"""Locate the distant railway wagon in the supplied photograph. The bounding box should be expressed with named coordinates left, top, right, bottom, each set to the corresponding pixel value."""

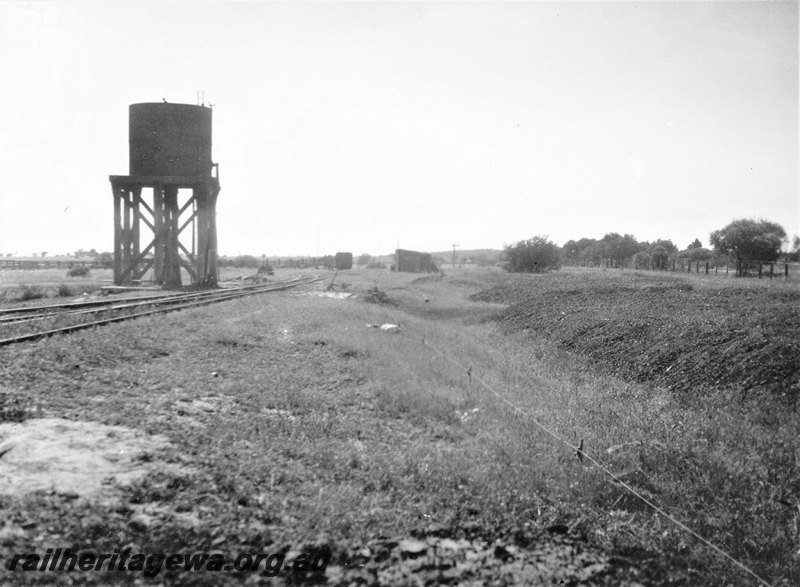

left=335, top=252, right=353, bottom=270
left=395, top=249, right=438, bottom=273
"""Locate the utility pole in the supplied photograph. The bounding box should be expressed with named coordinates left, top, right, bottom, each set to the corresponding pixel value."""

left=452, top=244, right=459, bottom=268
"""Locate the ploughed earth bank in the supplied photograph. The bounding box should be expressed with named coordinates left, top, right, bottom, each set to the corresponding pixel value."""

left=471, top=271, right=800, bottom=404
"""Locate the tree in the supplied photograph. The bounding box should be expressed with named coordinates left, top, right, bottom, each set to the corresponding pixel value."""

left=632, top=250, right=652, bottom=270
left=562, top=240, right=580, bottom=265
left=680, top=246, right=713, bottom=263
left=650, top=239, right=677, bottom=269
left=562, top=238, right=604, bottom=266
left=687, top=238, right=703, bottom=249
left=788, top=236, right=800, bottom=262
left=577, top=238, right=602, bottom=266
left=600, top=233, right=639, bottom=267
left=357, top=253, right=372, bottom=266
left=503, top=236, right=560, bottom=273
left=709, top=219, right=786, bottom=263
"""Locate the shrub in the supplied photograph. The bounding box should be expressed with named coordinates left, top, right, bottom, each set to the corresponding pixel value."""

left=67, top=265, right=91, bottom=277
left=503, top=236, right=561, bottom=273
left=18, top=285, right=44, bottom=301
left=57, top=284, right=74, bottom=297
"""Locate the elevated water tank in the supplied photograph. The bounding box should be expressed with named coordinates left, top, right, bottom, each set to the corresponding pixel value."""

left=129, top=103, right=213, bottom=177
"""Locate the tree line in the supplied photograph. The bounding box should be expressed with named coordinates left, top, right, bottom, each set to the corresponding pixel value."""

left=505, top=219, right=798, bottom=274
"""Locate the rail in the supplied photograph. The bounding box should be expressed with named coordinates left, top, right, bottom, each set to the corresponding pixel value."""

left=0, top=274, right=328, bottom=347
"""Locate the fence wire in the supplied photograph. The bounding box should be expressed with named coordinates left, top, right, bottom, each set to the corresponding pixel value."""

left=413, top=332, right=772, bottom=586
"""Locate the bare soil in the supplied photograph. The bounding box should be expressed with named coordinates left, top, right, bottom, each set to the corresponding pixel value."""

left=0, top=418, right=188, bottom=499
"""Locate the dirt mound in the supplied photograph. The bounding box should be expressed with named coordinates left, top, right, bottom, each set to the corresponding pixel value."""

left=477, top=274, right=800, bottom=402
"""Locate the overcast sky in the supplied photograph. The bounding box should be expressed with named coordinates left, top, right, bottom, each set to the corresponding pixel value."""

left=0, top=1, right=797, bottom=257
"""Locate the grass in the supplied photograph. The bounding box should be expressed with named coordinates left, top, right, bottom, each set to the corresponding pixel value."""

left=0, top=266, right=796, bottom=584
left=275, top=268, right=800, bottom=584
left=0, top=266, right=261, bottom=305
left=0, top=268, right=111, bottom=303
left=16, top=284, right=45, bottom=301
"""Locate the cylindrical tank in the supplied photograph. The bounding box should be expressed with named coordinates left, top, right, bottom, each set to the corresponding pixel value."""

left=129, top=103, right=212, bottom=176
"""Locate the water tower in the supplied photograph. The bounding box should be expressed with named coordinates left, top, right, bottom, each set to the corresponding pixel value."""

left=108, top=102, right=221, bottom=288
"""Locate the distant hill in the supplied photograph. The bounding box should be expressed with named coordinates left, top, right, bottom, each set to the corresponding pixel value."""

left=429, top=248, right=503, bottom=266
left=430, top=248, right=502, bottom=258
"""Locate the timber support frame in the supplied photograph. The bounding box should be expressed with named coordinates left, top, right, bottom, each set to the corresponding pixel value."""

left=109, top=170, right=220, bottom=288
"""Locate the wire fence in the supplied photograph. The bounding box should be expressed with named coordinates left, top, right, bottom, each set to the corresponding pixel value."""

left=661, top=259, right=795, bottom=280
left=410, top=327, right=772, bottom=586
left=567, top=259, right=799, bottom=281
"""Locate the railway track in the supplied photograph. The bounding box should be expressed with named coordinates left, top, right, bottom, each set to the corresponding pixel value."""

left=0, top=274, right=327, bottom=347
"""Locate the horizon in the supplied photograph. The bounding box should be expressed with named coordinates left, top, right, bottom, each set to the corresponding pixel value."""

left=5, top=231, right=794, bottom=261
left=1, top=2, right=797, bottom=258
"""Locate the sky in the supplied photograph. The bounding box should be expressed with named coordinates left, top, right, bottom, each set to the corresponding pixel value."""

left=0, top=0, right=797, bottom=257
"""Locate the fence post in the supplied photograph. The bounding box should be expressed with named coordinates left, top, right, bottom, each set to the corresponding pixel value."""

left=758, top=262, right=762, bottom=278
left=705, top=262, right=709, bottom=274
left=769, top=263, right=774, bottom=279
left=786, top=264, right=790, bottom=278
